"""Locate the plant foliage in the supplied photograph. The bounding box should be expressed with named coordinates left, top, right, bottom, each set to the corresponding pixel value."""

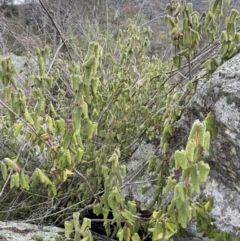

left=0, top=0, right=240, bottom=240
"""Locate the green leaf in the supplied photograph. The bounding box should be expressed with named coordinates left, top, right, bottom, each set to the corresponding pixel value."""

left=102, top=208, right=109, bottom=223
left=1, top=162, right=8, bottom=181
left=163, top=142, right=169, bottom=157
left=204, top=112, right=218, bottom=138
left=119, top=165, right=126, bottom=177
left=108, top=153, right=118, bottom=167
left=182, top=167, right=191, bottom=181
left=165, top=221, right=177, bottom=234
left=14, top=173, right=20, bottom=188
left=190, top=166, right=200, bottom=193
left=197, top=161, right=210, bottom=183
left=112, top=186, right=121, bottom=202
left=13, top=122, right=24, bottom=137
left=127, top=201, right=137, bottom=214
left=64, top=221, right=74, bottom=238
left=102, top=165, right=110, bottom=180
left=188, top=120, right=205, bottom=146
left=117, top=228, right=124, bottom=241
left=220, top=30, right=228, bottom=42
left=24, top=109, right=34, bottom=125
left=93, top=203, right=102, bottom=216
left=178, top=202, right=187, bottom=228
left=229, top=8, right=239, bottom=22
left=166, top=96, right=172, bottom=108
left=178, top=48, right=189, bottom=56
left=175, top=183, right=185, bottom=202
left=203, top=131, right=210, bottom=150
left=61, top=125, right=74, bottom=149
left=165, top=176, right=177, bottom=193
left=173, top=55, right=182, bottom=69
left=73, top=212, right=80, bottom=230
left=185, top=139, right=196, bottom=162
left=4, top=158, right=19, bottom=172
left=131, top=233, right=141, bottom=241
left=55, top=118, right=65, bottom=135
left=141, top=184, right=149, bottom=194
left=123, top=226, right=131, bottom=241
left=204, top=197, right=214, bottom=212
left=152, top=221, right=164, bottom=241
left=175, top=150, right=187, bottom=169
left=121, top=209, right=135, bottom=223
left=214, top=233, right=224, bottom=241
left=36, top=168, right=52, bottom=185
left=148, top=155, right=157, bottom=170
left=195, top=204, right=210, bottom=219
left=19, top=171, right=29, bottom=190
left=79, top=218, right=91, bottom=233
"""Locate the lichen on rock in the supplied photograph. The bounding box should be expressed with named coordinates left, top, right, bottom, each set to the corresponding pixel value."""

left=173, top=52, right=240, bottom=236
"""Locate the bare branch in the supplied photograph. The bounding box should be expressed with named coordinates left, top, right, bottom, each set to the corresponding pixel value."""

left=38, top=0, right=72, bottom=61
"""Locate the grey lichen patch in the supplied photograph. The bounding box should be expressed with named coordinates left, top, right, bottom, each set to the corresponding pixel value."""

left=54, top=236, right=64, bottom=241
left=214, top=97, right=240, bottom=131
left=121, top=142, right=156, bottom=210
left=0, top=221, right=65, bottom=241
left=202, top=176, right=240, bottom=236
left=31, top=235, right=44, bottom=241
left=172, top=53, right=240, bottom=236
left=231, top=147, right=237, bottom=155
left=225, top=129, right=237, bottom=140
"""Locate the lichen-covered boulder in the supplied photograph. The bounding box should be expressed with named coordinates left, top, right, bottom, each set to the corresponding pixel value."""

left=0, top=221, right=64, bottom=241
left=121, top=142, right=156, bottom=210
left=173, top=53, right=240, bottom=236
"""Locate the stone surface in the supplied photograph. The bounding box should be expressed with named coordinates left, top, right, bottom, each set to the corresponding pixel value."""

left=121, top=142, right=156, bottom=210
left=0, top=221, right=117, bottom=241
left=173, top=53, right=240, bottom=236
left=0, top=221, right=65, bottom=241
left=201, top=175, right=240, bottom=236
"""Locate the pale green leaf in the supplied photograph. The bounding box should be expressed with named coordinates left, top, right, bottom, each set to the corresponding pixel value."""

left=152, top=221, right=164, bottom=241
left=178, top=202, right=187, bottom=228
left=132, top=233, right=141, bottom=241
left=186, top=139, right=196, bottom=162
left=190, top=166, right=200, bottom=193
left=175, top=150, right=187, bottom=169
left=117, top=228, right=124, bottom=241
left=203, top=131, right=210, bottom=150
left=165, top=176, right=177, bottom=193
left=121, top=209, right=135, bottom=223
left=197, top=161, right=210, bottom=183
left=64, top=221, right=74, bottom=238
left=176, top=183, right=185, bottom=202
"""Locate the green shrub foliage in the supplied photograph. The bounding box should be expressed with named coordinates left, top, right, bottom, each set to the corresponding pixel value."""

left=0, top=1, right=240, bottom=240
left=165, top=0, right=240, bottom=79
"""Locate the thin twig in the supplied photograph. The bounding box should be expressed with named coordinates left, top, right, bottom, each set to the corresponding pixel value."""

left=74, top=168, right=98, bottom=200
left=0, top=170, right=12, bottom=198
left=47, top=42, right=64, bottom=76
left=38, top=0, right=72, bottom=61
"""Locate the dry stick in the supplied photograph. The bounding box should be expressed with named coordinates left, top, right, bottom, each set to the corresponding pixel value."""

left=38, top=0, right=73, bottom=61
left=23, top=201, right=94, bottom=223
left=47, top=42, right=64, bottom=76
left=146, top=41, right=221, bottom=107
left=74, top=168, right=98, bottom=201
left=149, top=41, right=220, bottom=82
left=0, top=170, right=12, bottom=198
